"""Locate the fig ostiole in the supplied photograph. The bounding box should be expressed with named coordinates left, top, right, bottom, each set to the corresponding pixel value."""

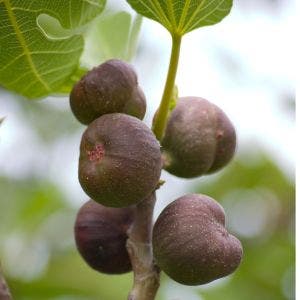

left=152, top=194, right=243, bottom=285
left=161, top=97, right=236, bottom=178
left=79, top=113, right=162, bottom=208
left=70, top=59, right=146, bottom=124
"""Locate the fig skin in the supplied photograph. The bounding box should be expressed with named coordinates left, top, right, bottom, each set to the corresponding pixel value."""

left=74, top=200, right=134, bottom=274
left=161, top=97, right=236, bottom=178
left=152, top=194, right=243, bottom=285
left=70, top=59, right=146, bottom=124
left=79, top=113, right=162, bottom=207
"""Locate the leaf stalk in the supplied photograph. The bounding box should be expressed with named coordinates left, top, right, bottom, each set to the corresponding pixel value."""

left=152, top=34, right=182, bottom=141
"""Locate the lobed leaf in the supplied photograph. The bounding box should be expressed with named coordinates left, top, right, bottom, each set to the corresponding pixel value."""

left=0, top=0, right=105, bottom=99
left=126, top=0, right=232, bottom=36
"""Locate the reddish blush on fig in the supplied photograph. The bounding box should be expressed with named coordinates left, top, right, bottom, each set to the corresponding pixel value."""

left=79, top=113, right=162, bottom=207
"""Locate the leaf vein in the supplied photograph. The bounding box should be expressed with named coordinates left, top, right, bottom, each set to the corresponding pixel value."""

left=0, top=53, right=24, bottom=73
left=166, top=0, right=176, bottom=31
left=39, top=63, right=75, bottom=76
left=11, top=7, right=41, bottom=13
left=189, top=0, right=227, bottom=31
left=30, top=47, right=82, bottom=55
left=5, top=69, right=32, bottom=86
left=181, top=0, right=207, bottom=33
left=152, top=0, right=172, bottom=30
left=177, top=0, right=191, bottom=33
left=3, top=0, right=51, bottom=92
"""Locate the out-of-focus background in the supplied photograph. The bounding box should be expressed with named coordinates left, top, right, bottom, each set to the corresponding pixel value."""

left=0, top=0, right=295, bottom=299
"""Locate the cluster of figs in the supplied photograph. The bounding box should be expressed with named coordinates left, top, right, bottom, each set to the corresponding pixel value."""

left=71, top=59, right=243, bottom=286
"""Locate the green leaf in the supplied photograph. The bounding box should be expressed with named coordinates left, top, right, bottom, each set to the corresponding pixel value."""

left=54, top=66, right=88, bottom=94
left=0, top=0, right=106, bottom=99
left=82, top=11, right=143, bottom=66
left=126, top=0, right=232, bottom=36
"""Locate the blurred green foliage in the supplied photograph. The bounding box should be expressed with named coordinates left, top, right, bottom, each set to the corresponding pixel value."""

left=0, top=151, right=294, bottom=299
left=0, top=177, right=133, bottom=299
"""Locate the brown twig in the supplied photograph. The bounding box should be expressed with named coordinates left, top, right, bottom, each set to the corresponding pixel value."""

left=126, top=192, right=160, bottom=300
left=0, top=265, right=12, bottom=300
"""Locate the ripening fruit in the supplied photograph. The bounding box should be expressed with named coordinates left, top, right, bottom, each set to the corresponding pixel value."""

left=70, top=59, right=146, bottom=124
left=74, top=200, right=134, bottom=274
left=161, top=97, right=236, bottom=178
left=152, top=194, right=243, bottom=285
left=79, top=113, right=162, bottom=207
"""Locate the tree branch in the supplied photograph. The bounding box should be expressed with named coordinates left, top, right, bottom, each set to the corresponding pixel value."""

left=126, top=192, right=160, bottom=300
left=0, top=264, right=12, bottom=300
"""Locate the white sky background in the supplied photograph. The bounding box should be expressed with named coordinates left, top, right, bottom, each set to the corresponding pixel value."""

left=0, top=0, right=295, bottom=202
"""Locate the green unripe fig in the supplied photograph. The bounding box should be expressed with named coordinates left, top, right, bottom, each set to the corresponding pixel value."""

left=161, top=97, right=236, bottom=178
left=152, top=194, right=243, bottom=285
left=79, top=113, right=162, bottom=207
left=74, top=200, right=134, bottom=274
left=70, top=59, right=146, bottom=124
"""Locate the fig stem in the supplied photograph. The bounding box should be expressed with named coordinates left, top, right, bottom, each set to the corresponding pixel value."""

left=126, top=192, right=160, bottom=300
left=0, top=264, right=12, bottom=300
left=152, top=34, right=182, bottom=141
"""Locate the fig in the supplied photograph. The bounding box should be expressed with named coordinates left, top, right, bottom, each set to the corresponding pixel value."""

left=161, top=97, right=236, bottom=178
left=152, top=194, right=243, bottom=285
left=70, top=59, right=146, bottom=124
left=79, top=113, right=162, bottom=207
left=74, top=200, right=134, bottom=274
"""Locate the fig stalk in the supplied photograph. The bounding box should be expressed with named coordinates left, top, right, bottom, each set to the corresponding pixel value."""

left=126, top=192, right=160, bottom=300
left=152, top=34, right=181, bottom=141
left=0, top=264, right=12, bottom=300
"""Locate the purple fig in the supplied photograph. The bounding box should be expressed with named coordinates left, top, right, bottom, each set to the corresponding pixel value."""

left=161, top=97, right=236, bottom=178
left=152, top=194, right=243, bottom=285
left=70, top=59, right=146, bottom=124
left=79, top=113, right=161, bottom=207
left=74, top=200, right=134, bottom=274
